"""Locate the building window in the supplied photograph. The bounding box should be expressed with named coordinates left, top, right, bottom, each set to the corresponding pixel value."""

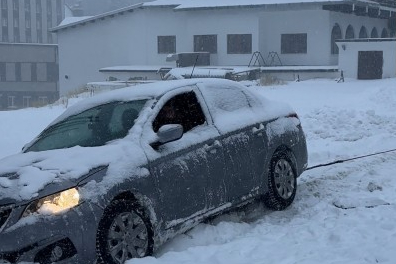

left=26, top=18, right=31, bottom=28
left=37, top=30, right=43, bottom=43
left=227, top=34, right=252, bottom=54
left=26, top=29, right=32, bottom=42
left=13, top=0, right=18, bottom=11
left=37, top=63, right=47, bottom=81
left=23, top=96, right=31, bottom=108
left=48, top=15, right=53, bottom=27
left=370, top=27, right=378, bottom=38
left=2, top=17, right=8, bottom=27
left=345, top=25, right=355, bottom=39
left=359, top=26, right=368, bottom=38
left=36, top=0, right=42, bottom=12
left=14, top=17, right=19, bottom=28
left=281, top=33, right=307, bottom=54
left=0, top=63, right=5, bottom=81
left=47, top=0, right=52, bottom=14
left=37, top=19, right=42, bottom=29
left=1, top=0, right=7, bottom=10
left=56, top=0, right=62, bottom=23
left=14, top=31, right=20, bottom=42
left=39, top=96, right=48, bottom=105
left=157, top=36, right=176, bottom=54
left=194, top=35, right=217, bottom=54
left=2, top=31, right=8, bottom=42
left=8, top=96, right=16, bottom=108
left=15, top=63, right=21, bottom=81
left=22, top=63, right=32, bottom=81
left=6, top=63, right=16, bottom=81
left=331, top=24, right=342, bottom=54
left=381, top=28, right=389, bottom=38
left=47, top=32, right=53, bottom=43
left=25, top=0, right=31, bottom=11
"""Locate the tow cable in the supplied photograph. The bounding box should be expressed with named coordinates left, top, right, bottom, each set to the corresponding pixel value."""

left=306, top=148, right=396, bottom=171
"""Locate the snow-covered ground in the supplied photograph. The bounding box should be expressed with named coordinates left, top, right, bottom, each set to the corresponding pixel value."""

left=1, top=78, right=396, bottom=263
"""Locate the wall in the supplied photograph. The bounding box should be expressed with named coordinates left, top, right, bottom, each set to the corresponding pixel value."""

left=337, top=40, right=396, bottom=79
left=57, top=12, right=141, bottom=95
left=259, top=8, right=331, bottom=66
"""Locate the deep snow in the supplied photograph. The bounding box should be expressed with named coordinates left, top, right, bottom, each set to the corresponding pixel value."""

left=1, top=78, right=396, bottom=263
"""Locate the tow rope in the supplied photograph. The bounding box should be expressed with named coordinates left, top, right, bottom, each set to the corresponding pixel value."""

left=306, top=148, right=396, bottom=171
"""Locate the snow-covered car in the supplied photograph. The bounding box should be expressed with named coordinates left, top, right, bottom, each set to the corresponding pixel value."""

left=0, top=79, right=307, bottom=264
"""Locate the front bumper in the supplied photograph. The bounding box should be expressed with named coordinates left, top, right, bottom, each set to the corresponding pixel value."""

left=0, top=201, right=103, bottom=264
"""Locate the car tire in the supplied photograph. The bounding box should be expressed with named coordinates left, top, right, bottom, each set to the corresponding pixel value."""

left=96, top=200, right=153, bottom=264
left=263, top=150, right=297, bottom=211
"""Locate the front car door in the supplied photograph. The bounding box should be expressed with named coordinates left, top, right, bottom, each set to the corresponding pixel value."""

left=141, top=87, right=226, bottom=229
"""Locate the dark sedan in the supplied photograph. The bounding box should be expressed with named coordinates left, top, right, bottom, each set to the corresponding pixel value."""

left=0, top=79, right=307, bottom=264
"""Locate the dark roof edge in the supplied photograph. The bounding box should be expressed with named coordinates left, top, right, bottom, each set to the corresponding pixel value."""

left=50, top=3, right=143, bottom=33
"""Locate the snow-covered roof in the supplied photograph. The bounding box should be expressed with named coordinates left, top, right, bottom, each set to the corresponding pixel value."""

left=143, top=0, right=389, bottom=10
left=58, top=16, right=93, bottom=27
left=50, top=3, right=143, bottom=32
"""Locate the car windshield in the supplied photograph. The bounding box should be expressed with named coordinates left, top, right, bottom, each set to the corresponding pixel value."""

left=25, top=100, right=148, bottom=152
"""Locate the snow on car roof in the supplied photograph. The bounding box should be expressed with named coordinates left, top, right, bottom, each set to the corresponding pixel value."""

left=50, top=79, right=206, bottom=126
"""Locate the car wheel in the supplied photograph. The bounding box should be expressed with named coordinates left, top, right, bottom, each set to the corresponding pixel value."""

left=264, top=150, right=297, bottom=210
left=96, top=200, right=153, bottom=264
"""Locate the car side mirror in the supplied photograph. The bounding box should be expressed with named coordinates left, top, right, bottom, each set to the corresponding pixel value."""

left=157, top=124, right=183, bottom=145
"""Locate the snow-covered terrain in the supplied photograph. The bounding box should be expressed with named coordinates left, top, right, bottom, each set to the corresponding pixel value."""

left=1, top=78, right=396, bottom=263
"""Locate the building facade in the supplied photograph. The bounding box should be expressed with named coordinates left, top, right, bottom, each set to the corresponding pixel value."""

left=0, top=43, right=59, bottom=109
left=52, top=0, right=396, bottom=95
left=0, top=0, right=64, bottom=110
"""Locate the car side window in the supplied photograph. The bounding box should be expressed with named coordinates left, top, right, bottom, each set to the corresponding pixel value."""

left=152, top=91, right=206, bottom=133
left=200, top=84, right=250, bottom=113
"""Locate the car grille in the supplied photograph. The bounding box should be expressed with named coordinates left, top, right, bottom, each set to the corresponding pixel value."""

left=0, top=206, right=13, bottom=230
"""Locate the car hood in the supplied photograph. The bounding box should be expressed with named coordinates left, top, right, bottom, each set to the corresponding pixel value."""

left=0, top=140, right=147, bottom=204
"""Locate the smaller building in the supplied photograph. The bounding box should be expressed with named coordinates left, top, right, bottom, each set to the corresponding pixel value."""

left=337, top=38, right=396, bottom=79
left=0, top=43, right=59, bottom=110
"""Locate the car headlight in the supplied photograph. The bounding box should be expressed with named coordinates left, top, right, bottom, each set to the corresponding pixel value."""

left=23, top=188, right=80, bottom=217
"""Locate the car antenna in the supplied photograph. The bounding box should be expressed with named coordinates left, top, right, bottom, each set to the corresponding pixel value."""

left=189, top=54, right=199, bottom=79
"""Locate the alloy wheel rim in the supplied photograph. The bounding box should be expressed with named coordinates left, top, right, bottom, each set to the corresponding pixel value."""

left=107, top=211, right=148, bottom=263
left=274, top=159, right=295, bottom=199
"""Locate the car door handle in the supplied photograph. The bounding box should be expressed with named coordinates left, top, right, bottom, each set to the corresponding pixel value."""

left=204, top=140, right=221, bottom=153
left=252, top=123, right=265, bottom=135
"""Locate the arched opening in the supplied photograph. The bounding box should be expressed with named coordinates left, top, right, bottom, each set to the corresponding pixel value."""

left=359, top=26, right=368, bottom=38
left=345, top=25, right=355, bottom=39
left=381, top=28, right=389, bottom=38
left=370, top=27, right=378, bottom=38
left=331, top=24, right=342, bottom=54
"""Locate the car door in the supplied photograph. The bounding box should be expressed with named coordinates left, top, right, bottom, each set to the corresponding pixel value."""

left=198, top=82, right=261, bottom=202
left=141, top=88, right=227, bottom=228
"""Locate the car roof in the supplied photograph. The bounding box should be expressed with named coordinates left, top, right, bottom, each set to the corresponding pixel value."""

left=49, top=78, right=245, bottom=126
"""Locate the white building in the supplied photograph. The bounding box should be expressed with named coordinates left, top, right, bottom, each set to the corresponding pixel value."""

left=51, top=0, right=396, bottom=95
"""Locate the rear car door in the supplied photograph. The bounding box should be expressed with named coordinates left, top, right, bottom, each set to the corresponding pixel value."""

left=198, top=82, right=265, bottom=202
left=141, top=88, right=227, bottom=228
